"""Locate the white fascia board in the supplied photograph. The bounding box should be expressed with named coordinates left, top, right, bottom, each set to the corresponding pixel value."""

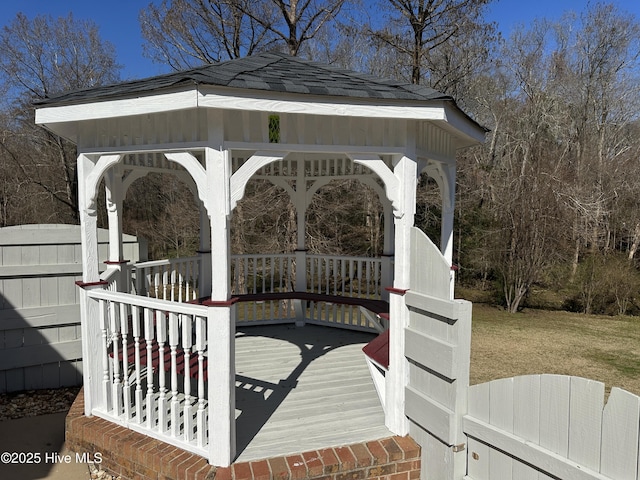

left=34, top=88, right=198, bottom=125
left=196, top=85, right=447, bottom=121
left=442, top=103, right=487, bottom=147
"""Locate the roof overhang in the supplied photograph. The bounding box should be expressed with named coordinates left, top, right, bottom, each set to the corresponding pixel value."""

left=35, top=84, right=486, bottom=147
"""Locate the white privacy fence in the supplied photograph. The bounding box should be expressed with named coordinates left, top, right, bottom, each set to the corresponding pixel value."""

left=464, top=375, right=640, bottom=480
left=86, top=288, right=210, bottom=457
left=0, top=224, right=146, bottom=393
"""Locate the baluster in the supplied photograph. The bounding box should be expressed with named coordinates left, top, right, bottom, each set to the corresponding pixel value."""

left=170, top=262, right=177, bottom=302
left=153, top=267, right=160, bottom=299
left=181, top=261, right=188, bottom=302
left=156, top=310, right=168, bottom=432
left=324, top=258, right=330, bottom=321
left=169, top=312, right=180, bottom=437
left=268, top=257, right=274, bottom=320
left=366, top=260, right=372, bottom=298
left=120, top=302, right=131, bottom=419
left=309, top=257, right=316, bottom=320
left=186, top=259, right=191, bottom=300
left=132, top=305, right=144, bottom=423
left=244, top=256, right=249, bottom=293
left=144, top=268, right=151, bottom=297
left=195, top=316, right=207, bottom=448
left=163, top=265, right=169, bottom=300
left=232, top=257, right=238, bottom=294
left=144, top=307, right=155, bottom=428
left=252, top=256, right=257, bottom=320
left=98, top=299, right=111, bottom=412
left=182, top=314, right=194, bottom=441
left=194, top=257, right=200, bottom=299
left=110, top=300, right=123, bottom=415
left=339, top=259, right=346, bottom=324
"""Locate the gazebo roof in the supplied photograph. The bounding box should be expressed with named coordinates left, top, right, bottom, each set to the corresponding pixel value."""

left=35, top=52, right=457, bottom=107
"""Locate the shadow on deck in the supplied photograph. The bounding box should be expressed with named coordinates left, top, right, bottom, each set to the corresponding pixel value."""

left=235, top=324, right=391, bottom=461
left=65, top=324, right=419, bottom=480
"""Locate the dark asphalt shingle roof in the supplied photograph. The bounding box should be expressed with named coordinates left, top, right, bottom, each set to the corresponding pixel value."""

left=35, top=52, right=454, bottom=107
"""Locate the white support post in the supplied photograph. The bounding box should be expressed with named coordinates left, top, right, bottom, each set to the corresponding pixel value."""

left=199, top=202, right=212, bottom=299
left=204, top=146, right=236, bottom=466
left=206, top=302, right=236, bottom=466
left=104, top=165, right=127, bottom=291
left=105, top=165, right=124, bottom=263
left=385, top=153, right=417, bottom=436
left=440, top=163, right=456, bottom=299
left=293, top=158, right=308, bottom=325
left=77, top=154, right=104, bottom=416
left=381, top=202, right=394, bottom=302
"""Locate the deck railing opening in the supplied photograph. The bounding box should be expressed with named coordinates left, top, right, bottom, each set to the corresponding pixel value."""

left=87, top=288, right=210, bottom=457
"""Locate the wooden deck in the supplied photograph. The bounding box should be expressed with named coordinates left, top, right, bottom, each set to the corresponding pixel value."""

left=234, top=324, right=391, bottom=462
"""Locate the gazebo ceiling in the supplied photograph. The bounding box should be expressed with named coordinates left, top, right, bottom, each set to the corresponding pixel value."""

left=34, top=52, right=487, bottom=148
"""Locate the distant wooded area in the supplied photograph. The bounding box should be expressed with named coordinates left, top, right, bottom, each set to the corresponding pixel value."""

left=1, top=1, right=639, bottom=314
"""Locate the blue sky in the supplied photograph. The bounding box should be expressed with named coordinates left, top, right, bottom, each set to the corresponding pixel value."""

left=0, top=1, right=639, bottom=80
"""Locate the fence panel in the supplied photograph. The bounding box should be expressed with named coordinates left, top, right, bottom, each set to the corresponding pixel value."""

left=464, top=374, right=639, bottom=480
left=0, top=224, right=146, bottom=393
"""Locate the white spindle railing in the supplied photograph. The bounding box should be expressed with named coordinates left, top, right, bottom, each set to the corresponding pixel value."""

left=87, top=288, right=209, bottom=457
left=133, top=253, right=385, bottom=328
left=306, top=254, right=383, bottom=329
left=231, top=253, right=297, bottom=324
left=306, top=254, right=382, bottom=299
left=100, top=266, right=121, bottom=292
left=134, top=257, right=200, bottom=301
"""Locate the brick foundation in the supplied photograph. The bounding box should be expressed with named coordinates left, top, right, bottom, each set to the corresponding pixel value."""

left=66, top=389, right=421, bottom=480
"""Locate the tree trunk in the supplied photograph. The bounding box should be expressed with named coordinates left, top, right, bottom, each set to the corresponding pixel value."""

left=629, top=223, right=640, bottom=261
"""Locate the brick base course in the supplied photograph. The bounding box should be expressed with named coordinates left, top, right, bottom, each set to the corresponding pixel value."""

left=66, top=389, right=421, bottom=480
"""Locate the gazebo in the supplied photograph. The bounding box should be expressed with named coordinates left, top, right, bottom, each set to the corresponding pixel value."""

left=34, top=53, right=485, bottom=471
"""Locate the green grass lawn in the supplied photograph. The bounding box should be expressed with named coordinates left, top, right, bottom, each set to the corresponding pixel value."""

left=470, top=303, right=640, bottom=396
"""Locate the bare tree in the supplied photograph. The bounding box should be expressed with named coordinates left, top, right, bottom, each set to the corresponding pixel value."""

left=0, top=13, right=121, bottom=223
left=367, top=0, right=495, bottom=85
left=140, top=0, right=278, bottom=69
left=236, top=0, right=347, bottom=56
left=140, top=0, right=347, bottom=70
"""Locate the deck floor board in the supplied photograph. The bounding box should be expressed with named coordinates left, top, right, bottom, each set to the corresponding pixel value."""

left=235, top=324, right=391, bottom=462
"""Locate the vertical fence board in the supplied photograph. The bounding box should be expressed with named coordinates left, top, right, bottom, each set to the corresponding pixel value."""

left=490, top=377, right=514, bottom=480
left=539, top=375, right=571, bottom=457
left=601, top=388, right=640, bottom=480
left=568, top=377, right=604, bottom=471
left=467, top=382, right=490, bottom=479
